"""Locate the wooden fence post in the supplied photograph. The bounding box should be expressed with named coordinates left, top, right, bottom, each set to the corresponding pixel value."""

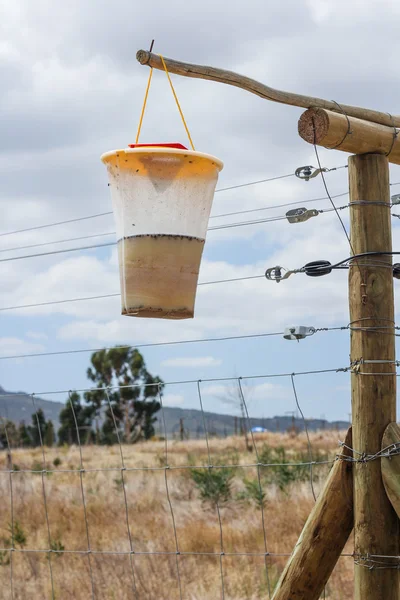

left=271, top=429, right=353, bottom=599
left=348, top=153, right=399, bottom=599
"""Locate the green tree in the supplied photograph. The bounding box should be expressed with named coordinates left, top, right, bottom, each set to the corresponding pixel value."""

left=0, top=420, right=19, bottom=449
left=44, top=420, right=55, bottom=447
left=191, top=468, right=234, bottom=505
left=57, top=392, right=93, bottom=445
left=85, top=347, right=163, bottom=444
left=29, top=409, right=47, bottom=447
left=18, top=422, right=32, bottom=448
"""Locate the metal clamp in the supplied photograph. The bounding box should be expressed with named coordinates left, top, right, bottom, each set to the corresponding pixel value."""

left=391, top=194, right=400, bottom=205
left=265, top=266, right=296, bottom=283
left=286, top=207, right=319, bottom=223
left=283, top=326, right=316, bottom=341
left=350, top=358, right=398, bottom=373
left=295, top=165, right=329, bottom=181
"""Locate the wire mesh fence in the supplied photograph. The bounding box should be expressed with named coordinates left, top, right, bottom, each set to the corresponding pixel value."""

left=1, top=162, right=382, bottom=598
left=0, top=372, right=355, bottom=599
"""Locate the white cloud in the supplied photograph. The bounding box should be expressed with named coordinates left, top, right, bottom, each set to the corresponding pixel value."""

left=162, top=394, right=185, bottom=407
left=1, top=0, right=400, bottom=419
left=26, top=331, right=48, bottom=340
left=53, top=241, right=349, bottom=346
left=161, top=356, right=222, bottom=368
left=0, top=337, right=45, bottom=357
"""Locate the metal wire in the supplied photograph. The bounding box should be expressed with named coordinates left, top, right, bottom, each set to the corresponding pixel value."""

left=0, top=372, right=344, bottom=597
left=0, top=240, right=116, bottom=263
left=0, top=201, right=352, bottom=259
left=0, top=547, right=353, bottom=558
left=329, top=101, right=352, bottom=149
left=354, top=555, right=400, bottom=570
left=0, top=212, right=113, bottom=239
left=0, top=274, right=266, bottom=314
left=290, top=375, right=316, bottom=502
left=0, top=325, right=347, bottom=361
left=385, top=113, right=399, bottom=158
left=0, top=231, right=116, bottom=254
left=67, top=391, right=96, bottom=598
left=313, top=131, right=354, bottom=254
left=0, top=207, right=343, bottom=263
left=311, top=131, right=366, bottom=294
left=0, top=173, right=296, bottom=243
left=0, top=169, right=308, bottom=240
left=0, top=416, right=14, bottom=599
left=1, top=460, right=335, bottom=475
left=210, top=191, right=349, bottom=219
left=156, top=384, right=183, bottom=599
left=197, top=381, right=226, bottom=600
left=0, top=372, right=353, bottom=597
left=0, top=367, right=351, bottom=398
left=1, top=172, right=399, bottom=247
left=338, top=439, right=400, bottom=463
left=30, top=394, right=55, bottom=599
left=104, top=388, right=138, bottom=597
left=237, top=379, right=271, bottom=598
left=1, top=190, right=361, bottom=261
left=6, top=153, right=400, bottom=597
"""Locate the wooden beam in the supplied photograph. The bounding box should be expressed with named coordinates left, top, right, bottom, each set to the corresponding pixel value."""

left=348, top=154, right=399, bottom=599
left=381, top=422, right=400, bottom=520
left=298, top=107, right=400, bottom=166
left=271, top=428, right=353, bottom=600
left=136, top=50, right=400, bottom=128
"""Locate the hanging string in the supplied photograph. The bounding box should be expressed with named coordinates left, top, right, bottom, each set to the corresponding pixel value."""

left=159, top=54, right=195, bottom=151
left=135, top=67, right=153, bottom=144
left=135, top=50, right=195, bottom=150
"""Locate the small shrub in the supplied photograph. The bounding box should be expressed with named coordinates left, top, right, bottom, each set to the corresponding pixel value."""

left=31, top=460, right=43, bottom=474
left=12, top=464, right=20, bottom=471
left=156, top=452, right=167, bottom=467
left=186, top=453, right=196, bottom=466
left=0, top=520, right=27, bottom=565
left=214, top=449, right=240, bottom=467
left=243, top=478, right=267, bottom=510
left=50, top=538, right=65, bottom=558
left=53, top=457, right=62, bottom=468
left=114, top=477, right=123, bottom=490
left=190, top=467, right=234, bottom=505
left=259, top=445, right=308, bottom=492
left=12, top=521, right=27, bottom=547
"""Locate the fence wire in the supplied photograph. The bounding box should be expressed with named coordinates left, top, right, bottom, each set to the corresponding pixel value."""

left=0, top=373, right=354, bottom=599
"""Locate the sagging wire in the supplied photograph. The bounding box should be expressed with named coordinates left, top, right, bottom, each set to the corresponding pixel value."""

left=265, top=251, right=400, bottom=283
left=0, top=325, right=351, bottom=362
left=0, top=204, right=349, bottom=261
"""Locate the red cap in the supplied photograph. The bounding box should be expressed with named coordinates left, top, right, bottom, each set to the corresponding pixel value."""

left=128, top=143, right=188, bottom=150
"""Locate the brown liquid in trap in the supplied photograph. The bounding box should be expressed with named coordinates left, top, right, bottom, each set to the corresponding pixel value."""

left=117, top=234, right=205, bottom=319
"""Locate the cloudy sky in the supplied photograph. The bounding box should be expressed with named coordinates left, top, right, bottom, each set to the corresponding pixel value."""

left=1, top=0, right=400, bottom=422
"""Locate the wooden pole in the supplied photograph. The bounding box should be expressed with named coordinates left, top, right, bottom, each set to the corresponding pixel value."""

left=271, top=428, right=353, bottom=600
left=381, top=422, right=400, bottom=520
left=136, top=50, right=400, bottom=128
left=348, top=153, right=399, bottom=599
left=298, top=108, right=400, bottom=166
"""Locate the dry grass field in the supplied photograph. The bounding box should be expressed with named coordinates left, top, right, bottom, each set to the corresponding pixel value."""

left=0, top=431, right=353, bottom=599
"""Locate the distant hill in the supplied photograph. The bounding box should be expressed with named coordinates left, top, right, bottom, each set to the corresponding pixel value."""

left=0, top=385, right=349, bottom=438
left=153, top=406, right=349, bottom=438
left=0, top=386, right=63, bottom=430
